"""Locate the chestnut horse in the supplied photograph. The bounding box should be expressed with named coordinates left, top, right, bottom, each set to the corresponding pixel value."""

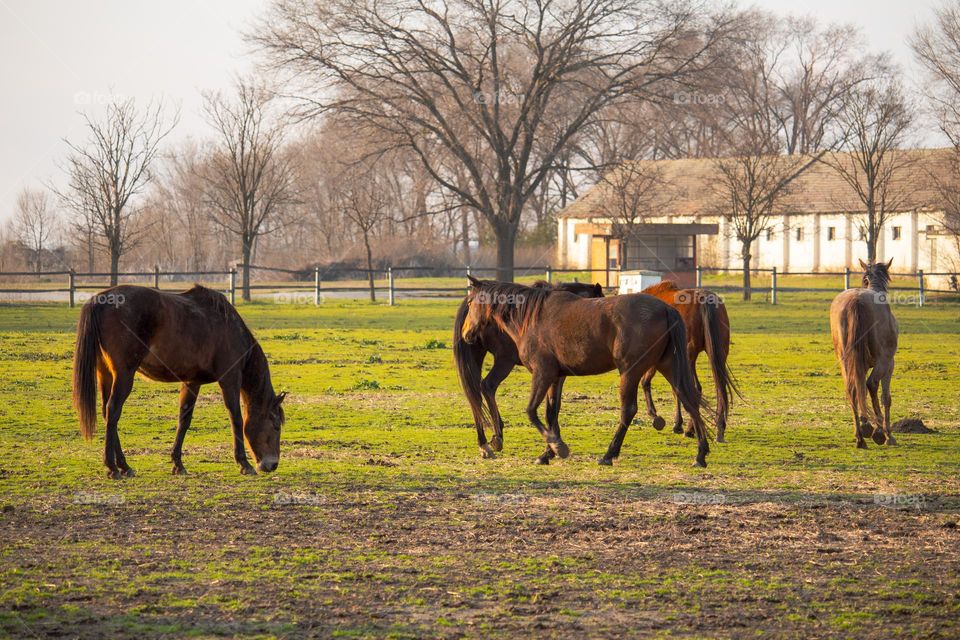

left=456, top=277, right=711, bottom=467
left=829, top=259, right=898, bottom=448
left=73, top=285, right=286, bottom=478
left=453, top=280, right=604, bottom=459
left=640, top=280, right=738, bottom=442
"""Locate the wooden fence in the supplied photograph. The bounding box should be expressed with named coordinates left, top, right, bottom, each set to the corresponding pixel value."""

left=0, top=264, right=956, bottom=306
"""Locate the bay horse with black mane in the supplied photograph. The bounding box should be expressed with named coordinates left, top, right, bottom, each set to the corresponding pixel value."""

left=830, top=259, right=899, bottom=448
left=73, top=285, right=286, bottom=478
left=454, top=280, right=604, bottom=460
left=455, top=277, right=711, bottom=467
left=640, top=280, right=738, bottom=442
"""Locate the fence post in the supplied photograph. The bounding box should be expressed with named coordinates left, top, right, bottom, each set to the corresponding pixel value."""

left=545, top=265, right=552, bottom=283
left=154, top=265, right=160, bottom=290
left=696, top=265, right=703, bottom=288
left=314, top=266, right=321, bottom=306
left=770, top=266, right=778, bottom=305
left=388, top=267, right=395, bottom=306
left=68, top=269, right=75, bottom=308
left=844, top=266, right=851, bottom=290
left=918, top=269, right=925, bottom=308
left=229, top=269, right=237, bottom=306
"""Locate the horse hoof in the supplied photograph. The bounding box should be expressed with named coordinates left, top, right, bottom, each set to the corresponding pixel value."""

left=172, top=465, right=187, bottom=475
left=673, top=424, right=684, bottom=435
left=240, top=465, right=258, bottom=476
left=479, top=444, right=496, bottom=459
left=597, top=457, right=613, bottom=466
left=872, top=430, right=887, bottom=445
left=106, top=469, right=122, bottom=480
left=121, top=468, right=135, bottom=478
left=683, top=429, right=695, bottom=439
left=856, top=440, right=868, bottom=449
left=652, top=416, right=666, bottom=431
left=535, top=456, right=550, bottom=465
left=490, top=436, right=503, bottom=453
left=694, top=458, right=707, bottom=468
left=549, top=441, right=570, bottom=459
left=716, top=433, right=725, bottom=443
left=886, top=435, right=898, bottom=446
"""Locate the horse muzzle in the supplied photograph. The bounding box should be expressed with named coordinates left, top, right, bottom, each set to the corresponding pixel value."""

left=257, top=456, right=279, bottom=473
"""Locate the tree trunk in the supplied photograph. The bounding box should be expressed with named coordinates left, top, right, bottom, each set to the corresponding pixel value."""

left=241, top=240, right=252, bottom=302
left=741, top=249, right=752, bottom=302
left=363, top=232, right=376, bottom=302
left=866, top=228, right=877, bottom=263
left=495, top=225, right=516, bottom=282
left=109, top=249, right=120, bottom=287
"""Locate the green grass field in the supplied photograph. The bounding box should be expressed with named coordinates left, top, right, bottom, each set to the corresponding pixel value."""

left=0, top=295, right=958, bottom=638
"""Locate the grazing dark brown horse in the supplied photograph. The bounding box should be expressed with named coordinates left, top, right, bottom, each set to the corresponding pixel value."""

left=454, top=280, right=604, bottom=459
left=73, top=285, right=286, bottom=478
left=830, top=259, right=899, bottom=448
left=455, top=277, right=711, bottom=467
left=640, top=280, right=738, bottom=442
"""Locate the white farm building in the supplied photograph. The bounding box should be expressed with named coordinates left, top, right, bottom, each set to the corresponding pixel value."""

left=556, top=149, right=960, bottom=290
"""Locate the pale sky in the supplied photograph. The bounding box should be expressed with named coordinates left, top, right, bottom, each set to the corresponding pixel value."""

left=0, top=0, right=948, bottom=223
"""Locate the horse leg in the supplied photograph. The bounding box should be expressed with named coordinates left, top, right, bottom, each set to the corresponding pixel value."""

left=881, top=367, right=896, bottom=446
left=103, top=369, right=136, bottom=479
left=599, top=370, right=641, bottom=465
left=527, top=370, right=568, bottom=460
left=481, top=357, right=513, bottom=454
left=97, top=363, right=112, bottom=420
left=537, top=377, right=566, bottom=465
left=220, top=377, right=256, bottom=475
left=172, top=382, right=201, bottom=474
left=866, top=368, right=886, bottom=445
left=641, top=368, right=666, bottom=430
left=671, top=388, right=684, bottom=434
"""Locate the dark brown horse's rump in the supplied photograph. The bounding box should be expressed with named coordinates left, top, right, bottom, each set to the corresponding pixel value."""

left=72, top=284, right=285, bottom=478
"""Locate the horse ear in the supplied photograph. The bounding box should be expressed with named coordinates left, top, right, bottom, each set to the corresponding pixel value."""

left=858, top=258, right=868, bottom=269
left=593, top=283, right=603, bottom=296
left=885, top=258, right=893, bottom=269
left=467, top=275, right=481, bottom=287
left=275, top=391, right=287, bottom=405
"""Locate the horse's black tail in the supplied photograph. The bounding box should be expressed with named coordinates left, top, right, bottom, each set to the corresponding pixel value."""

left=453, top=298, right=490, bottom=431
left=700, top=295, right=740, bottom=435
left=664, top=305, right=712, bottom=464
left=73, top=300, right=102, bottom=440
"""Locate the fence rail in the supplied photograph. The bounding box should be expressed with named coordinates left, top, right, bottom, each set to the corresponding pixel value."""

left=0, top=264, right=956, bottom=307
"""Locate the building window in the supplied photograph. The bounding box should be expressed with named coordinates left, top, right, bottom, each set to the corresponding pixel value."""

left=892, top=226, right=902, bottom=241
left=827, top=227, right=836, bottom=241
left=766, top=228, right=774, bottom=241
left=622, top=235, right=694, bottom=271
left=795, top=227, right=804, bottom=241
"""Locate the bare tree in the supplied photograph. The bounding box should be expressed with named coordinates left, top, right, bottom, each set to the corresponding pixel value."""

left=56, top=99, right=176, bottom=285
left=710, top=14, right=824, bottom=299
left=336, top=167, right=391, bottom=302
left=912, top=1, right=960, bottom=145
left=12, top=188, right=57, bottom=275
left=822, top=78, right=915, bottom=263
left=201, top=80, right=298, bottom=301
left=254, top=0, right=731, bottom=281
left=597, top=161, right=670, bottom=239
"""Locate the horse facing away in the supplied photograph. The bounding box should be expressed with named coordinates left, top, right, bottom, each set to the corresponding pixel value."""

left=73, top=285, right=286, bottom=478
left=456, top=277, right=711, bottom=467
left=829, top=259, right=899, bottom=448
left=640, top=280, right=739, bottom=442
left=453, top=280, right=604, bottom=460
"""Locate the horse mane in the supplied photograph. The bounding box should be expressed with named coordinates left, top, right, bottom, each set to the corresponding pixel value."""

left=473, top=280, right=551, bottom=337
left=643, top=279, right=681, bottom=295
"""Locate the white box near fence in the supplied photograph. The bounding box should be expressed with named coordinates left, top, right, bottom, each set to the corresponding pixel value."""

left=618, top=270, right=662, bottom=295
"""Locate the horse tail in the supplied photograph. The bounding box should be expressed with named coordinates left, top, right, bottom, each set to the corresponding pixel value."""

left=73, top=300, right=102, bottom=440
left=700, top=294, right=740, bottom=426
left=840, top=299, right=873, bottom=422
left=453, top=298, right=490, bottom=431
left=664, top=305, right=713, bottom=444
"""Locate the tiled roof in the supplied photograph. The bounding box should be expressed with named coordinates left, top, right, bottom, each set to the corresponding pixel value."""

left=557, top=148, right=956, bottom=219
